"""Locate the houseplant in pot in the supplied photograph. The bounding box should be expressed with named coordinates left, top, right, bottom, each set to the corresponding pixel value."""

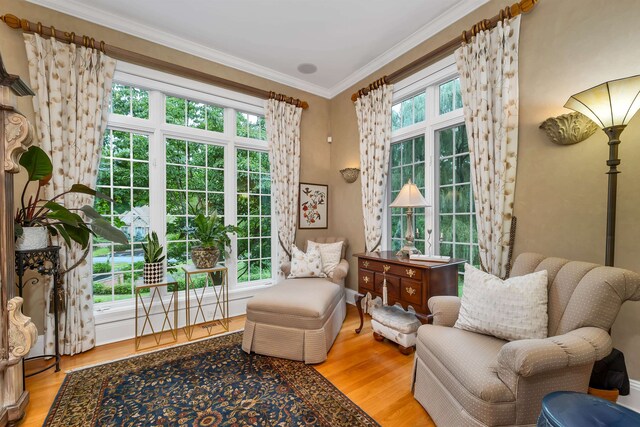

left=142, top=231, right=165, bottom=284
left=189, top=212, right=239, bottom=269
left=14, top=146, right=128, bottom=251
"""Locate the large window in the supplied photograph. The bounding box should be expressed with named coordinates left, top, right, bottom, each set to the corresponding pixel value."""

left=93, top=70, right=273, bottom=307
left=386, top=60, right=479, bottom=295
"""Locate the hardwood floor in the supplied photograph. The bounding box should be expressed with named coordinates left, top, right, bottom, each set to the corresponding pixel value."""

left=22, top=305, right=434, bottom=426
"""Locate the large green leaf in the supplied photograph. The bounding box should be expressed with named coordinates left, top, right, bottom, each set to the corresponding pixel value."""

left=52, top=224, right=72, bottom=247
left=19, top=146, right=53, bottom=181
left=62, top=223, right=90, bottom=249
left=90, top=218, right=129, bottom=244
left=70, top=184, right=113, bottom=202
left=46, top=204, right=82, bottom=228
left=80, top=205, right=103, bottom=220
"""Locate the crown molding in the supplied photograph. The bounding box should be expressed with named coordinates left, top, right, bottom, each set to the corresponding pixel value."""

left=25, top=0, right=488, bottom=100
left=24, top=0, right=333, bottom=98
left=325, top=0, right=489, bottom=98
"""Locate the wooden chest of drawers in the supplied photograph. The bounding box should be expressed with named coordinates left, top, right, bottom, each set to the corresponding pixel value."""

left=354, top=251, right=465, bottom=332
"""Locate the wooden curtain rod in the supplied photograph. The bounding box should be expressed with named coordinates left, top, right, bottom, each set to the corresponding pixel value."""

left=351, top=0, right=539, bottom=102
left=0, top=13, right=309, bottom=110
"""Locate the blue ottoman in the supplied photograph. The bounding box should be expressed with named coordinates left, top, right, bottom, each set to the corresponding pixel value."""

left=538, top=391, right=640, bottom=427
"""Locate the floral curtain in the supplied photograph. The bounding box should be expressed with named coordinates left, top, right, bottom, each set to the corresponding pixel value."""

left=355, top=84, right=393, bottom=252
left=24, top=33, right=116, bottom=355
left=265, top=99, right=302, bottom=276
left=455, top=16, right=520, bottom=278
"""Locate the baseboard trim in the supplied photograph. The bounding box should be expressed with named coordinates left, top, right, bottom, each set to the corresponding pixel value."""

left=618, top=379, right=640, bottom=413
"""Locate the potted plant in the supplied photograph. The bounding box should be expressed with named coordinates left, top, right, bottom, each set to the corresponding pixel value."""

left=14, top=146, right=128, bottom=251
left=142, top=231, right=165, bottom=284
left=189, top=212, right=239, bottom=269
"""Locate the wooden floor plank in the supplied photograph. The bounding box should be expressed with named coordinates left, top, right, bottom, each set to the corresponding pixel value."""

left=21, top=305, right=434, bottom=426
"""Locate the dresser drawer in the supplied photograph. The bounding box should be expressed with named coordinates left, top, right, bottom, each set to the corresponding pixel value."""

left=358, top=258, right=423, bottom=280
left=374, top=273, right=400, bottom=300
left=401, top=278, right=423, bottom=306
left=359, top=270, right=374, bottom=291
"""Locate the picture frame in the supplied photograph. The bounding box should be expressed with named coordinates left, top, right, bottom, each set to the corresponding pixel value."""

left=298, top=183, right=328, bottom=229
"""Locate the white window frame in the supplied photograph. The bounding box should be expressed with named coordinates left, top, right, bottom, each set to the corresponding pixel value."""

left=94, top=62, right=277, bottom=327
left=382, top=55, right=465, bottom=252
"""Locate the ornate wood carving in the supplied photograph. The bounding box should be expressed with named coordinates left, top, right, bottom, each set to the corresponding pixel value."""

left=3, top=109, right=33, bottom=173
left=7, top=298, right=37, bottom=360
left=540, top=112, right=599, bottom=145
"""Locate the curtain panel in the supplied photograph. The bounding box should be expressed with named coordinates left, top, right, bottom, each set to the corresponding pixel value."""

left=455, top=16, right=521, bottom=278
left=355, top=84, right=393, bottom=253
left=24, top=33, right=116, bottom=355
left=265, top=99, right=302, bottom=275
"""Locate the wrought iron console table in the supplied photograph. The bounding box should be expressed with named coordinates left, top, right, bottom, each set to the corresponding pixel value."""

left=15, top=246, right=61, bottom=377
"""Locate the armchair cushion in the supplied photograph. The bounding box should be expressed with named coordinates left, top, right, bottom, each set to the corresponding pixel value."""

left=428, top=296, right=461, bottom=327
left=497, top=327, right=612, bottom=379
left=307, top=240, right=343, bottom=276
left=328, top=259, right=349, bottom=285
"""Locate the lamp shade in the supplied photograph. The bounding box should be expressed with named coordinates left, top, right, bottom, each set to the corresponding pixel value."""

left=564, top=75, right=640, bottom=129
left=389, top=180, right=429, bottom=208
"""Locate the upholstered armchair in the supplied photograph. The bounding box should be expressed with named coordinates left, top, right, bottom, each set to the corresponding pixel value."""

left=412, top=253, right=640, bottom=427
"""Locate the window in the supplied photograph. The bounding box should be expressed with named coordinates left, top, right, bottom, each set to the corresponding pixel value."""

left=93, top=69, right=273, bottom=308
left=93, top=129, right=150, bottom=304
left=386, top=60, right=479, bottom=295
left=236, top=148, right=272, bottom=283
left=236, top=111, right=267, bottom=140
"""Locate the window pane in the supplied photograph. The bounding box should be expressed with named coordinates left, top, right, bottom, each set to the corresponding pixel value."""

left=166, top=96, right=224, bottom=133
left=110, top=84, right=149, bottom=119
left=439, top=78, right=462, bottom=115
left=93, top=129, right=149, bottom=305
left=437, top=124, right=478, bottom=291
left=236, top=112, right=267, bottom=141
left=391, top=92, right=426, bottom=131
left=237, top=148, right=272, bottom=283
left=166, top=139, right=226, bottom=276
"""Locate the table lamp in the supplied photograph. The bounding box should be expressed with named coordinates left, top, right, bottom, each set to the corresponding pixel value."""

left=390, top=180, right=429, bottom=257
left=564, top=75, right=640, bottom=266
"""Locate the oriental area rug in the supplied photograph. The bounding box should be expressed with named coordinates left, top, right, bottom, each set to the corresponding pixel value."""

left=44, top=332, right=378, bottom=427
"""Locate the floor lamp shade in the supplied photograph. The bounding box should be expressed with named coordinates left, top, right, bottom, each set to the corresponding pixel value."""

left=564, top=75, right=640, bottom=129
left=564, top=75, right=640, bottom=266
left=390, top=180, right=429, bottom=256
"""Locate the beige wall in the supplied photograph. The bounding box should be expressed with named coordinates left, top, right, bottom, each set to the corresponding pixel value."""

left=329, top=0, right=640, bottom=378
left=1, top=0, right=332, bottom=331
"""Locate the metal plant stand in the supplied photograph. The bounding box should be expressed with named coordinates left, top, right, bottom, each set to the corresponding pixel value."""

left=135, top=273, right=179, bottom=350
left=14, top=246, right=61, bottom=377
left=182, top=264, right=229, bottom=340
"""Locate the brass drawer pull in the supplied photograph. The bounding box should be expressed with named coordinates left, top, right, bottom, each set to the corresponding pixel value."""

left=363, top=261, right=369, bottom=268
left=405, top=286, right=416, bottom=296
left=383, top=264, right=391, bottom=272
left=363, top=276, right=370, bottom=284
left=406, top=268, right=415, bottom=278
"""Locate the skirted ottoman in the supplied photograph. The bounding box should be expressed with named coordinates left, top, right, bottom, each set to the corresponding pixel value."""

left=370, top=300, right=422, bottom=355
left=242, top=278, right=346, bottom=364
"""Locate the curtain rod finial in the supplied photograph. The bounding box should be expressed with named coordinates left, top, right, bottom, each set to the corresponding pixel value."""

left=1, top=14, right=21, bottom=29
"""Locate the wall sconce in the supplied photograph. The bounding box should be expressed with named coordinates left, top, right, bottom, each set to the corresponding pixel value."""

left=539, top=112, right=598, bottom=145
left=340, top=168, right=360, bottom=183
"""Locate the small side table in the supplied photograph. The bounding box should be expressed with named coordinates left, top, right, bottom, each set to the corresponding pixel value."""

left=15, top=246, right=61, bottom=377
left=182, top=264, right=229, bottom=340
left=135, top=273, right=179, bottom=350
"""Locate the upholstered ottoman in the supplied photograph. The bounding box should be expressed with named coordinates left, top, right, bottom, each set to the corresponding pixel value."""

left=242, top=278, right=346, bottom=364
left=371, top=302, right=421, bottom=355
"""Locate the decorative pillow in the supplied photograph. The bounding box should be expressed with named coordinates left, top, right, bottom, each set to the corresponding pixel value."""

left=307, top=240, right=343, bottom=276
left=288, top=244, right=326, bottom=279
left=454, top=264, right=549, bottom=341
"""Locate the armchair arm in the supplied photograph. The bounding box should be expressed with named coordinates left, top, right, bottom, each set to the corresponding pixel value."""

left=427, top=296, right=461, bottom=327
left=280, top=261, right=291, bottom=277
left=497, top=327, right=612, bottom=379
left=329, top=259, right=349, bottom=285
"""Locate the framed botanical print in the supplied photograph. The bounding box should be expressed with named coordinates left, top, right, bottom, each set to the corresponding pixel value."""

left=298, top=183, right=328, bottom=229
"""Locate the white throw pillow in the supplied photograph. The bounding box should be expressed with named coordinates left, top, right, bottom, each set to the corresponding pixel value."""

left=288, top=244, right=326, bottom=279
left=307, top=240, right=343, bottom=276
left=454, top=264, right=548, bottom=341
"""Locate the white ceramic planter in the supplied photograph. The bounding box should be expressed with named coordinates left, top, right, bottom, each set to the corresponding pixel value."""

left=143, top=262, right=165, bottom=284
left=16, top=227, right=49, bottom=251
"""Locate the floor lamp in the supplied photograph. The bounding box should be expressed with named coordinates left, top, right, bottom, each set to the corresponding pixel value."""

left=565, top=75, right=640, bottom=266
